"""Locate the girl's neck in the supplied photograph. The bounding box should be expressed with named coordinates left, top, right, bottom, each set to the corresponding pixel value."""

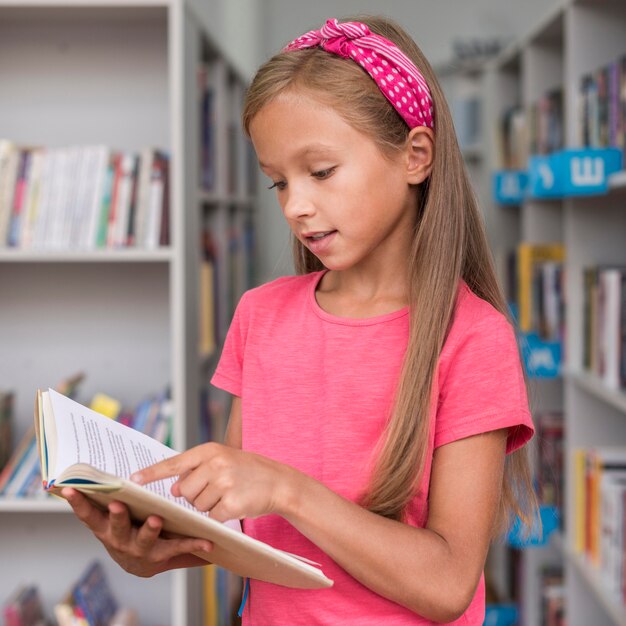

left=315, top=267, right=409, bottom=319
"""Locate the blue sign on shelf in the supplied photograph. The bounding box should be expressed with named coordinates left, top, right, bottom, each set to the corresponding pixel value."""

left=527, top=148, right=623, bottom=199
left=484, top=605, right=518, bottom=626
left=518, top=332, right=561, bottom=378
left=557, top=147, right=623, bottom=196
left=528, top=154, right=564, bottom=198
left=507, top=505, right=559, bottom=549
left=493, top=170, right=528, bottom=205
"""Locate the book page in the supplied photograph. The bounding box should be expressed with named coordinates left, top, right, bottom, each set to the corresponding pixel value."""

left=47, top=389, right=239, bottom=525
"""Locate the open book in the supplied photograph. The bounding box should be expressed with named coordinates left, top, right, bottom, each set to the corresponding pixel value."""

left=34, top=389, right=332, bottom=590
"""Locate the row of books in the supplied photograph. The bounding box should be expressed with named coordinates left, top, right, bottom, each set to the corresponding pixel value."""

left=496, top=50, right=626, bottom=169
left=0, top=141, right=170, bottom=251
left=507, top=243, right=566, bottom=341
left=0, top=380, right=173, bottom=499
left=583, top=265, right=626, bottom=390
left=579, top=54, right=626, bottom=152
left=199, top=221, right=255, bottom=359
left=203, top=565, right=242, bottom=626
left=2, top=561, right=138, bottom=626
left=529, top=88, right=565, bottom=157
left=536, top=411, right=565, bottom=515
left=496, top=89, right=564, bottom=170
left=573, top=446, right=626, bottom=605
left=198, top=66, right=257, bottom=197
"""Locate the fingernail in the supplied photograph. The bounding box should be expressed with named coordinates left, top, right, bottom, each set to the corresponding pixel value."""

left=130, top=473, right=142, bottom=483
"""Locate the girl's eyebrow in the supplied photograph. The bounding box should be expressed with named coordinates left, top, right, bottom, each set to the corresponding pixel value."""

left=259, top=143, right=342, bottom=169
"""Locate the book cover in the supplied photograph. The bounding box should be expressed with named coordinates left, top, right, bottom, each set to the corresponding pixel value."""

left=2, top=585, right=47, bottom=626
left=72, top=561, right=118, bottom=626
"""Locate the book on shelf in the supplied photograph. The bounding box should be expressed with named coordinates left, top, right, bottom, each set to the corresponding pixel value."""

left=0, top=141, right=170, bottom=251
left=514, top=242, right=566, bottom=338
left=578, top=54, right=626, bottom=155
left=2, top=584, right=48, bottom=626
left=203, top=564, right=241, bottom=626
left=582, top=265, right=626, bottom=390
left=529, top=87, right=564, bottom=156
left=498, top=105, right=528, bottom=170
left=35, top=388, right=333, bottom=590
left=540, top=565, right=566, bottom=626
left=198, top=64, right=216, bottom=193
left=0, top=426, right=43, bottom=500
left=0, top=390, right=14, bottom=473
left=0, top=374, right=85, bottom=499
left=199, top=228, right=217, bottom=357
left=573, top=446, right=626, bottom=603
left=54, top=560, right=138, bottom=626
left=536, top=411, right=564, bottom=515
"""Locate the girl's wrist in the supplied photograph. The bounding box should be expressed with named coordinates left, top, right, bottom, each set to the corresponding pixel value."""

left=273, top=464, right=307, bottom=521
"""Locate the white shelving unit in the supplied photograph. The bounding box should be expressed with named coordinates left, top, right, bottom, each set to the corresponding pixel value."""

left=481, top=1, right=626, bottom=625
left=0, top=2, right=256, bottom=625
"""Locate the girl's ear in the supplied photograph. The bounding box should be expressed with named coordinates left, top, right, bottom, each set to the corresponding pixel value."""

left=405, top=126, right=434, bottom=185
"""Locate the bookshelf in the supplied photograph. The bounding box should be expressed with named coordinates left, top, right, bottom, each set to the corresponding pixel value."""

left=0, top=2, right=256, bottom=625
left=482, top=1, right=626, bottom=625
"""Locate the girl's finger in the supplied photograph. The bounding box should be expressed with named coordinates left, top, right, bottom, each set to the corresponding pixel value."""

left=108, top=501, right=132, bottom=540
left=134, top=515, right=163, bottom=551
left=174, top=470, right=212, bottom=506
left=62, top=488, right=107, bottom=532
left=158, top=536, right=215, bottom=562
left=192, top=487, right=223, bottom=514
left=130, top=450, right=198, bottom=485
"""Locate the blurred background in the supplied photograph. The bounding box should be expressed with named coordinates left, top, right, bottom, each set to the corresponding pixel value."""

left=1, top=1, right=625, bottom=625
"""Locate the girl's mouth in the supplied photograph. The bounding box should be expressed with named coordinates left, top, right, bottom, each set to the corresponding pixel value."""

left=305, top=230, right=337, bottom=253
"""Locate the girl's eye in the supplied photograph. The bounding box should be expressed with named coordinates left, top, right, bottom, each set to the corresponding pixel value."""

left=312, top=167, right=336, bottom=180
left=267, top=181, right=286, bottom=191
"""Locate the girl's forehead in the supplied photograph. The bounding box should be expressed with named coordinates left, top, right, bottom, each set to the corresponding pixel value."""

left=251, top=92, right=354, bottom=141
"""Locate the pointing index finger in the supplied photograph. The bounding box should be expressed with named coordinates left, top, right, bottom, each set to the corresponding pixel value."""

left=130, top=451, right=195, bottom=485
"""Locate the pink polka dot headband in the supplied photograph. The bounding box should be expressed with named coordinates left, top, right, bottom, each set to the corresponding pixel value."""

left=283, top=18, right=434, bottom=130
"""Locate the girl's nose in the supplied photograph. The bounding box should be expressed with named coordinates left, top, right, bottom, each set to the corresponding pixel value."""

left=282, top=188, right=316, bottom=221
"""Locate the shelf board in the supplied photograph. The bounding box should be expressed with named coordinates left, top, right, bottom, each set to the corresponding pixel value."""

left=0, top=0, right=170, bottom=7
left=0, top=497, right=70, bottom=513
left=0, top=248, right=173, bottom=263
left=566, top=549, right=626, bottom=626
left=568, top=370, right=626, bottom=415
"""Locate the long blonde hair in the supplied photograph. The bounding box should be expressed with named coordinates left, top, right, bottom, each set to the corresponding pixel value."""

left=242, top=15, right=535, bottom=533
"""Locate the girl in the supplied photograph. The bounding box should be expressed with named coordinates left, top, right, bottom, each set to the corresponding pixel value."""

left=64, top=15, right=536, bottom=625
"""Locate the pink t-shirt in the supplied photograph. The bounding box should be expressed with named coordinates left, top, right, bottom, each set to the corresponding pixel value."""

left=211, top=271, right=534, bottom=625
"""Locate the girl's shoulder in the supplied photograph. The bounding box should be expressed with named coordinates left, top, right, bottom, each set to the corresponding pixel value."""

left=443, top=281, right=515, bottom=354
left=238, top=271, right=323, bottom=311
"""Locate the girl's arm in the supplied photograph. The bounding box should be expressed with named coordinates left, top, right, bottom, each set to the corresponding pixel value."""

left=283, top=429, right=507, bottom=623
left=62, top=397, right=243, bottom=578
left=134, top=397, right=507, bottom=622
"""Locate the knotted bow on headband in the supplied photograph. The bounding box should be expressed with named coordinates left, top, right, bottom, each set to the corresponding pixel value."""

left=283, top=18, right=434, bottom=130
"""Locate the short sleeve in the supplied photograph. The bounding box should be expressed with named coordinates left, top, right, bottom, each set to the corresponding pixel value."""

left=210, top=292, right=249, bottom=397
left=434, top=309, right=534, bottom=454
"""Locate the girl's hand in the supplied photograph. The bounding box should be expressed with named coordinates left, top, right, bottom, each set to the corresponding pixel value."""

left=130, top=443, right=296, bottom=522
left=62, top=487, right=214, bottom=577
